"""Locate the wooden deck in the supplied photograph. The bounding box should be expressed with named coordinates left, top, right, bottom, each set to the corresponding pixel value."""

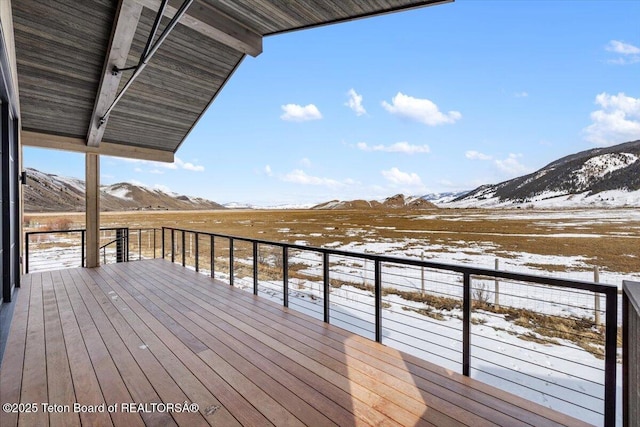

left=0, top=259, right=592, bottom=427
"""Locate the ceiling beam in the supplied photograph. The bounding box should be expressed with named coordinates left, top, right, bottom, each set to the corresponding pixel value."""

left=23, top=131, right=175, bottom=163
left=135, top=0, right=262, bottom=57
left=86, top=0, right=143, bottom=147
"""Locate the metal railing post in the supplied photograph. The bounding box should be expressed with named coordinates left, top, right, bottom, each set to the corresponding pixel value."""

left=181, top=231, right=186, bottom=267
left=25, top=233, right=30, bottom=274
left=253, top=242, right=258, bottom=295
left=323, top=252, right=330, bottom=323
left=210, top=235, right=215, bottom=278
left=604, top=287, right=618, bottom=427
left=195, top=232, right=199, bottom=272
left=81, top=230, right=85, bottom=267
left=229, top=238, right=234, bottom=286
left=171, top=229, right=175, bottom=263
left=283, top=246, right=289, bottom=307
left=374, top=259, right=382, bottom=343
left=161, top=228, right=165, bottom=259
left=463, top=272, right=471, bottom=376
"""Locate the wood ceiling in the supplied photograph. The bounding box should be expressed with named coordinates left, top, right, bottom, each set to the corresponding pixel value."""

left=13, top=0, right=451, bottom=162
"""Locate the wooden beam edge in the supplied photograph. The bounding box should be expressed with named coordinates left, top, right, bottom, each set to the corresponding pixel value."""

left=87, top=0, right=144, bottom=147
left=22, top=131, right=174, bottom=163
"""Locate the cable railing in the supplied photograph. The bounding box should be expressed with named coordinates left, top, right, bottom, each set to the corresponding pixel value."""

left=161, top=226, right=619, bottom=427
left=24, top=227, right=161, bottom=273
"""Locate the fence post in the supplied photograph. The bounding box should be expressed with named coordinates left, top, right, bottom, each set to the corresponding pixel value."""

left=375, top=259, right=382, bottom=343
left=494, top=258, right=500, bottom=308
left=170, top=229, right=175, bottom=263
left=253, top=242, right=258, bottom=295
left=181, top=231, right=186, bottom=267
left=161, top=228, right=165, bottom=259
left=229, top=238, right=234, bottom=287
left=323, top=252, right=330, bottom=323
left=25, top=233, right=30, bottom=274
left=81, top=230, right=85, bottom=268
left=594, top=266, right=601, bottom=325
left=283, top=246, right=289, bottom=307
left=463, top=272, right=471, bottom=376
left=195, top=233, right=199, bottom=272
left=210, top=235, right=215, bottom=278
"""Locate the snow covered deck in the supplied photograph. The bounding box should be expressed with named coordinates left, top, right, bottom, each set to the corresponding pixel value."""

left=1, top=259, right=592, bottom=426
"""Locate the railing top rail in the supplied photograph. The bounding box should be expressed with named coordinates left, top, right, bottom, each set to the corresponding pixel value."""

left=26, top=227, right=158, bottom=236
left=162, top=226, right=617, bottom=294
left=623, top=280, right=640, bottom=313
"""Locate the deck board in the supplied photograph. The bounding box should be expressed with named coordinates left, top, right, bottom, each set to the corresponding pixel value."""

left=0, top=260, right=593, bottom=427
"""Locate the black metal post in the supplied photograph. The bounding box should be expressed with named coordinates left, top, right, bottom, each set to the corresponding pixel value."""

left=283, top=246, right=289, bottom=307
left=210, top=235, right=215, bottom=278
left=181, top=230, right=186, bottom=267
left=463, top=272, right=471, bottom=376
left=229, top=238, right=234, bottom=286
left=25, top=233, right=29, bottom=274
left=323, top=252, right=330, bottom=323
left=116, top=228, right=125, bottom=263
left=81, top=230, right=85, bottom=267
left=161, top=228, right=165, bottom=259
left=195, top=233, right=199, bottom=272
left=253, top=242, right=258, bottom=295
left=171, top=229, right=175, bottom=263
left=374, top=260, right=382, bottom=343
left=604, top=288, right=617, bottom=427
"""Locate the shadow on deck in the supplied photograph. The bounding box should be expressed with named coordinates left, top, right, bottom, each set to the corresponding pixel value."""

left=0, top=259, right=591, bottom=426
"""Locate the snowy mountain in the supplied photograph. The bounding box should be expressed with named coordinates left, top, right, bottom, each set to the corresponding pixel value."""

left=448, top=140, right=640, bottom=208
left=420, top=191, right=470, bottom=204
left=312, top=193, right=438, bottom=210
left=24, top=168, right=225, bottom=212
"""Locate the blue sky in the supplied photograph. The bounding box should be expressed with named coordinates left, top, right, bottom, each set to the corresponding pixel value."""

left=24, top=0, right=640, bottom=206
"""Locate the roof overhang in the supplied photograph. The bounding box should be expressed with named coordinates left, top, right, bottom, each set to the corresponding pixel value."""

left=14, top=0, right=452, bottom=162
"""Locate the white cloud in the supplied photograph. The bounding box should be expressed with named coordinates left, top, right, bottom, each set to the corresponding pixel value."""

left=357, top=141, right=430, bottom=154
left=605, top=40, right=640, bottom=65
left=495, top=153, right=530, bottom=176
left=121, top=156, right=204, bottom=172
left=381, top=167, right=423, bottom=186
left=514, top=91, right=529, bottom=98
left=282, top=169, right=344, bottom=188
left=583, top=92, right=640, bottom=145
left=264, top=165, right=273, bottom=176
left=465, top=150, right=493, bottom=160
left=280, top=104, right=322, bottom=122
left=345, top=89, right=366, bottom=116
left=381, top=92, right=461, bottom=126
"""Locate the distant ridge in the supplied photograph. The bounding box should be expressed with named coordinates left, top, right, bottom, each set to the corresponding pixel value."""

left=24, top=168, right=226, bottom=212
left=448, top=139, right=640, bottom=207
left=312, top=193, right=438, bottom=210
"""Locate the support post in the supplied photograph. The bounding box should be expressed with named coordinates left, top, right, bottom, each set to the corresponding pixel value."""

left=375, top=259, right=382, bottom=343
left=463, top=272, right=471, bottom=376
left=229, top=238, right=234, bottom=286
left=283, top=246, right=289, bottom=307
left=85, top=153, right=100, bottom=267
left=323, top=252, right=330, bottom=323
left=253, top=242, right=258, bottom=295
